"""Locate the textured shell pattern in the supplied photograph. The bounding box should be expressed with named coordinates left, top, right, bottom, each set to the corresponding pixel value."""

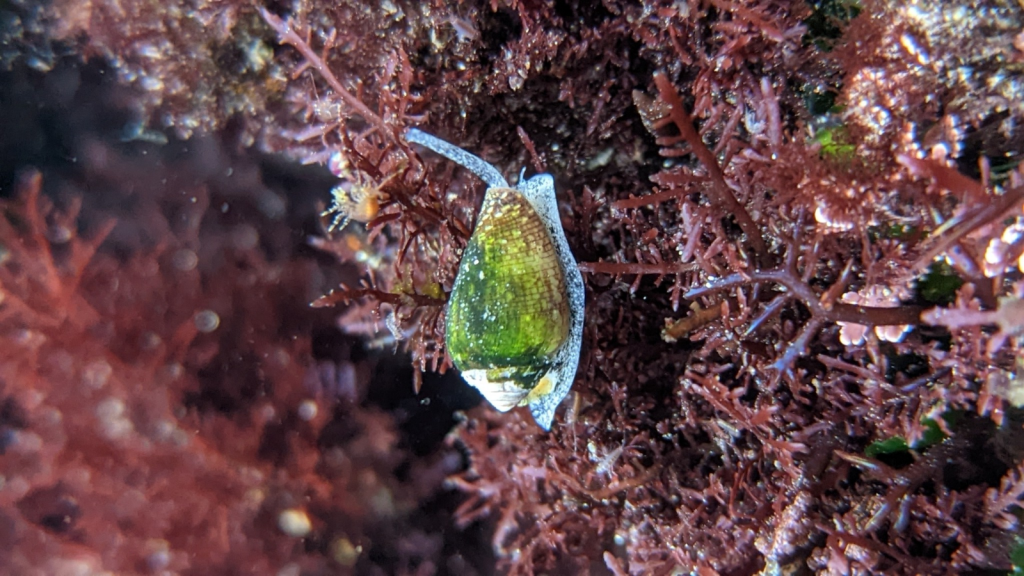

left=405, top=128, right=584, bottom=430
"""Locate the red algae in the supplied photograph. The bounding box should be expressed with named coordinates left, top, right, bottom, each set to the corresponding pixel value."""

left=4, top=0, right=1024, bottom=573
left=0, top=73, right=471, bottom=572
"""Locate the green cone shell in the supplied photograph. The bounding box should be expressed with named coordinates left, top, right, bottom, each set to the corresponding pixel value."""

left=446, top=187, right=570, bottom=392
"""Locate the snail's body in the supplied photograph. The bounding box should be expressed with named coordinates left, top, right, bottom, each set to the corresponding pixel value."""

left=406, top=128, right=584, bottom=430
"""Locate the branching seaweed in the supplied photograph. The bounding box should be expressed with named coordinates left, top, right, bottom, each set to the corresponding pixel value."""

left=31, top=0, right=1024, bottom=573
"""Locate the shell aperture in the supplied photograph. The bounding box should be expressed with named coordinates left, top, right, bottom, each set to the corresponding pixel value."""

left=406, top=128, right=584, bottom=430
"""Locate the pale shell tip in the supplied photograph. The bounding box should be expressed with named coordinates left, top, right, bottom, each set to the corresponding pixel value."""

left=461, top=369, right=529, bottom=412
